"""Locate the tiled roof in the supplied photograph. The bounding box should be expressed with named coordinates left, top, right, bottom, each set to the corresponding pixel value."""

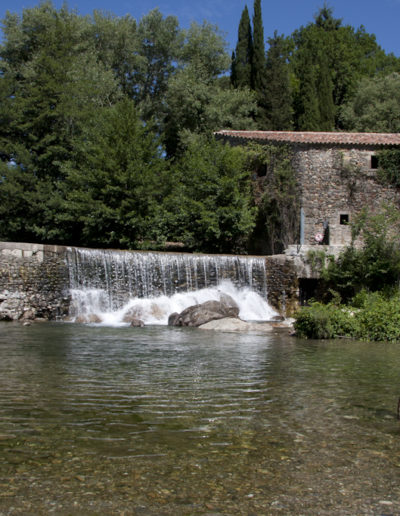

left=215, top=130, right=400, bottom=146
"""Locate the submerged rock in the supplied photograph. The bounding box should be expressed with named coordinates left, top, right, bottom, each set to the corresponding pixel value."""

left=199, top=318, right=293, bottom=333
left=198, top=318, right=273, bottom=332
left=21, top=309, right=36, bottom=321
left=75, top=314, right=102, bottom=324
left=270, top=315, right=285, bottom=322
left=0, top=310, right=14, bottom=321
left=130, top=318, right=145, bottom=327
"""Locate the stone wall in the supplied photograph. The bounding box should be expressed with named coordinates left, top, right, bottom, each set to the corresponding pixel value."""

left=265, top=254, right=300, bottom=315
left=0, top=242, right=70, bottom=321
left=294, top=145, right=399, bottom=246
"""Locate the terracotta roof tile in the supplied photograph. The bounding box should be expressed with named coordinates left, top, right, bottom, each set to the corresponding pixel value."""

left=215, top=130, right=400, bottom=146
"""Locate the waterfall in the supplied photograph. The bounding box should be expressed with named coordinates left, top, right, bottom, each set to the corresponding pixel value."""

left=66, top=247, right=276, bottom=324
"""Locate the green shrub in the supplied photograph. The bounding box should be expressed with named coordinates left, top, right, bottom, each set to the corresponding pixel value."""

left=353, top=292, right=400, bottom=341
left=294, top=302, right=358, bottom=339
left=295, top=291, right=400, bottom=341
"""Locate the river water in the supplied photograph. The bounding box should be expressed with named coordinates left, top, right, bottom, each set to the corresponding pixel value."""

left=1, top=322, right=400, bottom=515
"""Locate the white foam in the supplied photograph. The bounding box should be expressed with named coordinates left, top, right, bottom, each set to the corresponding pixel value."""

left=69, top=280, right=278, bottom=326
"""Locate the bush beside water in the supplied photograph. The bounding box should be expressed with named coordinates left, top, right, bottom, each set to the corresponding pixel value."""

left=295, top=291, right=400, bottom=341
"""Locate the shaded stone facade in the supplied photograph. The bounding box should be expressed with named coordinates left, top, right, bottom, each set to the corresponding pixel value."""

left=216, top=130, right=400, bottom=248
left=293, top=145, right=399, bottom=246
left=215, top=130, right=400, bottom=311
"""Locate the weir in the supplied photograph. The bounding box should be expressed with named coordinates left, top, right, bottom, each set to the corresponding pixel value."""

left=0, top=241, right=303, bottom=322
left=66, top=247, right=268, bottom=311
left=64, top=247, right=280, bottom=324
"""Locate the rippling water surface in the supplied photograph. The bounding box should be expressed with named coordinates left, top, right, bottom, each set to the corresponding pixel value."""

left=1, top=322, right=400, bottom=515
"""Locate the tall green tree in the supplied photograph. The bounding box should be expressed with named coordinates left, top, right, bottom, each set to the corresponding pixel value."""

left=133, top=9, right=181, bottom=122
left=62, top=99, right=166, bottom=248
left=316, top=51, right=335, bottom=130
left=231, top=5, right=252, bottom=89
left=164, top=67, right=257, bottom=156
left=0, top=3, right=121, bottom=243
left=251, top=0, right=268, bottom=127
left=264, top=32, right=293, bottom=130
left=0, top=3, right=120, bottom=181
left=89, top=11, right=141, bottom=98
left=295, top=49, right=320, bottom=131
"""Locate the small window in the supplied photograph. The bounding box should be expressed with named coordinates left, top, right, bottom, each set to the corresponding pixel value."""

left=371, top=155, right=379, bottom=169
left=257, top=163, right=267, bottom=177
left=340, top=214, right=349, bottom=225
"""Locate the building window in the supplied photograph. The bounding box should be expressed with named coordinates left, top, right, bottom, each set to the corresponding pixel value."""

left=371, top=155, right=379, bottom=169
left=340, top=214, right=349, bottom=225
left=257, top=163, right=267, bottom=177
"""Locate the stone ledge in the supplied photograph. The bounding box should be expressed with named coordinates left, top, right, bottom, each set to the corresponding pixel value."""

left=0, top=242, right=67, bottom=262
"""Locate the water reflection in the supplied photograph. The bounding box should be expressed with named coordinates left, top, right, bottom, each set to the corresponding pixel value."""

left=1, top=322, right=400, bottom=514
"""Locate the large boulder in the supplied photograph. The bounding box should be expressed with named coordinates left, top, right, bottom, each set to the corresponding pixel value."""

left=219, top=293, right=239, bottom=312
left=168, top=312, right=181, bottom=326
left=168, top=299, right=240, bottom=327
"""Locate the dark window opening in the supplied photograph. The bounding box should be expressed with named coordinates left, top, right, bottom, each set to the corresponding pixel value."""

left=257, top=163, right=267, bottom=177
left=371, top=155, right=379, bottom=169
left=340, top=214, right=349, bottom=225
left=299, top=278, right=321, bottom=306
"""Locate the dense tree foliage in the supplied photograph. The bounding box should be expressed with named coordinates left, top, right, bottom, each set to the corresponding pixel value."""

left=340, top=73, right=400, bottom=132
left=1, top=1, right=400, bottom=253
left=251, top=0, right=267, bottom=126
left=61, top=99, right=167, bottom=248
left=377, top=148, right=400, bottom=187
left=0, top=2, right=257, bottom=251
left=162, top=135, right=256, bottom=253
left=230, top=4, right=400, bottom=131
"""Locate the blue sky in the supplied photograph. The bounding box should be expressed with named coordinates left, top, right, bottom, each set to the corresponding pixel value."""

left=2, top=0, right=400, bottom=57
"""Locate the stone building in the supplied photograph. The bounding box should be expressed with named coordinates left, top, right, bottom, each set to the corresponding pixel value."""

left=216, top=130, right=400, bottom=249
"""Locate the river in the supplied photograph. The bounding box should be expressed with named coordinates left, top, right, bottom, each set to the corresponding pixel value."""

left=1, top=322, right=400, bottom=515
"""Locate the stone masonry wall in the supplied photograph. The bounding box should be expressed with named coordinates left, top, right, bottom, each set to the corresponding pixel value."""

left=0, top=242, right=70, bottom=321
left=265, top=254, right=300, bottom=316
left=293, top=145, right=399, bottom=246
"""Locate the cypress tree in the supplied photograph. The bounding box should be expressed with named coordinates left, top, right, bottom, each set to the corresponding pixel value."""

left=264, top=32, right=293, bottom=130
left=251, top=0, right=265, bottom=91
left=251, top=0, right=268, bottom=127
left=231, top=5, right=252, bottom=89
left=317, top=51, right=335, bottom=130
left=296, top=52, right=320, bottom=131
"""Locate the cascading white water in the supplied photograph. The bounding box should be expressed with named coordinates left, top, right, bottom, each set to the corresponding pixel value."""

left=66, top=247, right=278, bottom=325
